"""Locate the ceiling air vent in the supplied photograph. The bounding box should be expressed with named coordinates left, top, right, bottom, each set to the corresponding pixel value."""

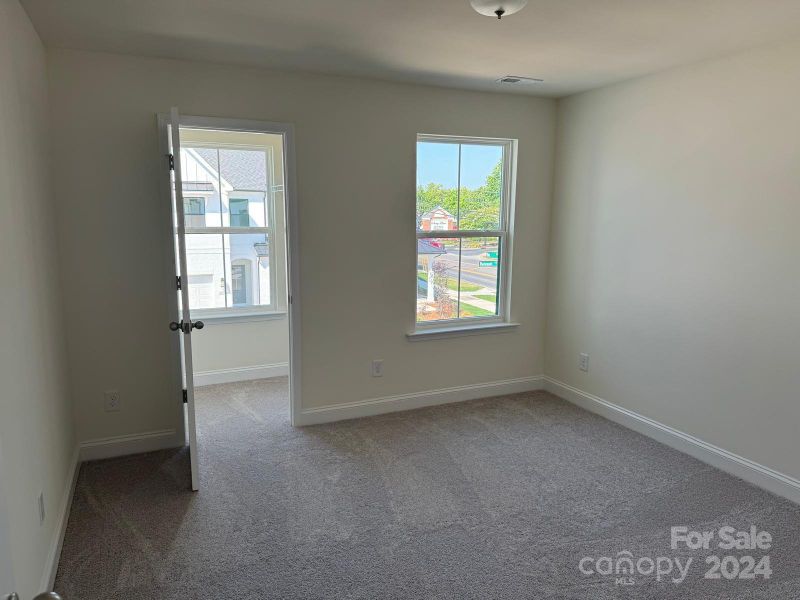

left=497, top=75, right=543, bottom=85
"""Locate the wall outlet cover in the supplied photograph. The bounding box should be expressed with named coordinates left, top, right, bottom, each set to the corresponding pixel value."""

left=104, top=390, right=121, bottom=412
left=371, top=359, right=384, bottom=377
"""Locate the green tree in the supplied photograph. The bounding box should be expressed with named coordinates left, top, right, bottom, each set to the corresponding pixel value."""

left=416, top=159, right=502, bottom=230
left=415, top=183, right=457, bottom=223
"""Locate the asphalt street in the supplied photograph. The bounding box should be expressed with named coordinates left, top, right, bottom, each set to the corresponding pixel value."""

left=417, top=246, right=499, bottom=295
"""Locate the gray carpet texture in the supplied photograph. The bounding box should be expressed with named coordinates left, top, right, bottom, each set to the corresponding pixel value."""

left=55, top=378, right=800, bottom=599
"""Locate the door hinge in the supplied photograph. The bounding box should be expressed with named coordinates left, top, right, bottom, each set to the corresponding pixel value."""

left=182, top=389, right=188, bottom=403
left=168, top=153, right=175, bottom=171
left=176, top=275, right=182, bottom=290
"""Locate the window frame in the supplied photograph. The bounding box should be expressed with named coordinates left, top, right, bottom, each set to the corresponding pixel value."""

left=414, top=134, right=517, bottom=333
left=182, top=141, right=280, bottom=319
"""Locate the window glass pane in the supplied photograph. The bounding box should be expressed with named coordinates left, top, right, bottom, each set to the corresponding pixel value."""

left=458, top=237, right=500, bottom=319
left=458, top=144, right=503, bottom=231
left=229, top=198, right=250, bottom=227
left=219, top=148, right=269, bottom=227
left=415, top=136, right=511, bottom=327
left=185, top=198, right=204, bottom=214
left=416, top=237, right=460, bottom=322
left=183, top=197, right=206, bottom=228
left=416, top=142, right=459, bottom=233
left=185, top=233, right=226, bottom=310
left=231, top=264, right=248, bottom=305
left=181, top=147, right=222, bottom=227
left=224, top=233, right=271, bottom=307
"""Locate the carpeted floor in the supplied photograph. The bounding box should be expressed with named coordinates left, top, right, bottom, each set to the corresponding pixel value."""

left=54, top=378, right=800, bottom=599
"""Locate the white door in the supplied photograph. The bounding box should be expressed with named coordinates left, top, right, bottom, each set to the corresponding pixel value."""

left=0, top=445, right=16, bottom=597
left=167, top=107, right=201, bottom=491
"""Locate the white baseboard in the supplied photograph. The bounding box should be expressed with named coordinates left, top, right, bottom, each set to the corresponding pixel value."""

left=544, top=377, right=800, bottom=505
left=295, top=375, right=545, bottom=426
left=194, top=362, right=289, bottom=387
left=78, top=429, right=182, bottom=462
left=41, top=446, right=80, bottom=592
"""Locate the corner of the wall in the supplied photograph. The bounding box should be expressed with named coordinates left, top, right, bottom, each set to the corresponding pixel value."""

left=40, top=444, right=80, bottom=592
left=543, top=376, right=800, bottom=506
left=78, top=429, right=183, bottom=462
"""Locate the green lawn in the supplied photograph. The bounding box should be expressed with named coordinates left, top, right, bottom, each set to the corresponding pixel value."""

left=459, top=302, right=496, bottom=317
left=475, top=294, right=497, bottom=303
left=418, top=272, right=482, bottom=292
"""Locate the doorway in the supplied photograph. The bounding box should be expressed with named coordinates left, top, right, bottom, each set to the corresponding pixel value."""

left=161, top=114, right=300, bottom=491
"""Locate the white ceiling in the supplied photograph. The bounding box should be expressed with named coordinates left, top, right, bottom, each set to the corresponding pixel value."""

left=21, top=0, right=800, bottom=97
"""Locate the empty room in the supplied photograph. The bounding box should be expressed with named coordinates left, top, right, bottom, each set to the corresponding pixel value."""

left=1, top=1, right=798, bottom=599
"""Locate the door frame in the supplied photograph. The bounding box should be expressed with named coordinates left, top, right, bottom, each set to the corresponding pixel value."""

left=157, top=114, right=302, bottom=430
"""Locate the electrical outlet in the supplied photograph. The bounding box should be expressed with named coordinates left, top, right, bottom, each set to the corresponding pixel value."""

left=37, top=492, right=45, bottom=525
left=579, top=353, right=590, bottom=372
left=104, top=390, right=121, bottom=412
left=371, top=359, right=384, bottom=377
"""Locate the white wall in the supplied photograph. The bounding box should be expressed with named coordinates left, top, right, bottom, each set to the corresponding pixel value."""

left=47, top=49, right=555, bottom=442
left=0, top=0, right=75, bottom=596
left=547, top=38, right=800, bottom=481
left=191, top=318, right=289, bottom=377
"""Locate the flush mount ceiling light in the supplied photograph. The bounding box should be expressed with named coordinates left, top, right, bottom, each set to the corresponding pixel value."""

left=496, top=75, right=543, bottom=85
left=470, top=0, right=528, bottom=19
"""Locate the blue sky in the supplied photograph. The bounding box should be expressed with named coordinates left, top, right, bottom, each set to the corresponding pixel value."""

left=417, top=142, right=502, bottom=189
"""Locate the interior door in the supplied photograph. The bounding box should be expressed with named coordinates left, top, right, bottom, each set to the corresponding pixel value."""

left=167, top=107, right=202, bottom=491
left=0, top=445, right=15, bottom=597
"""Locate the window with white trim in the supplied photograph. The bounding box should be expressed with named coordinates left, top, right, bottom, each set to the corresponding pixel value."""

left=179, top=138, right=278, bottom=317
left=415, top=135, right=515, bottom=327
left=183, top=197, right=206, bottom=227
left=229, top=198, right=250, bottom=227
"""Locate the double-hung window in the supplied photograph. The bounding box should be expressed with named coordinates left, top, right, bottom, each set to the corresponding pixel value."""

left=179, top=140, right=278, bottom=317
left=415, top=134, right=516, bottom=330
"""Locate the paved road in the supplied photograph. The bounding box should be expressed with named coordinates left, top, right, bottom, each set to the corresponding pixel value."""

left=417, top=246, right=499, bottom=295
left=437, top=247, right=498, bottom=289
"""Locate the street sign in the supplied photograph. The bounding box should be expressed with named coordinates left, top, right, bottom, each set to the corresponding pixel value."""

left=479, top=260, right=498, bottom=267
left=487, top=251, right=498, bottom=258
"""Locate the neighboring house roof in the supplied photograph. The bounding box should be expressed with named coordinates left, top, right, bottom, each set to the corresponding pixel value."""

left=194, top=148, right=268, bottom=191
left=417, top=238, right=447, bottom=255
left=420, top=206, right=455, bottom=220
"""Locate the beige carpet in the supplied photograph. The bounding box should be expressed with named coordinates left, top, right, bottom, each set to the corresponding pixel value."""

left=54, top=378, right=800, bottom=598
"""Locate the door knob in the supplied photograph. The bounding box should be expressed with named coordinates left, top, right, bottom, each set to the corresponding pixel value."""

left=169, top=320, right=204, bottom=333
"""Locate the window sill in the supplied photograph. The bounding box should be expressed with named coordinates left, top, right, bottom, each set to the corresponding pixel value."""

left=406, top=321, right=519, bottom=341
left=193, top=310, right=287, bottom=325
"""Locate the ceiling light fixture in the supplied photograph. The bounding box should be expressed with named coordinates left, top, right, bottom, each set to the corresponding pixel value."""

left=496, top=75, right=543, bottom=85
left=470, top=0, right=528, bottom=19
